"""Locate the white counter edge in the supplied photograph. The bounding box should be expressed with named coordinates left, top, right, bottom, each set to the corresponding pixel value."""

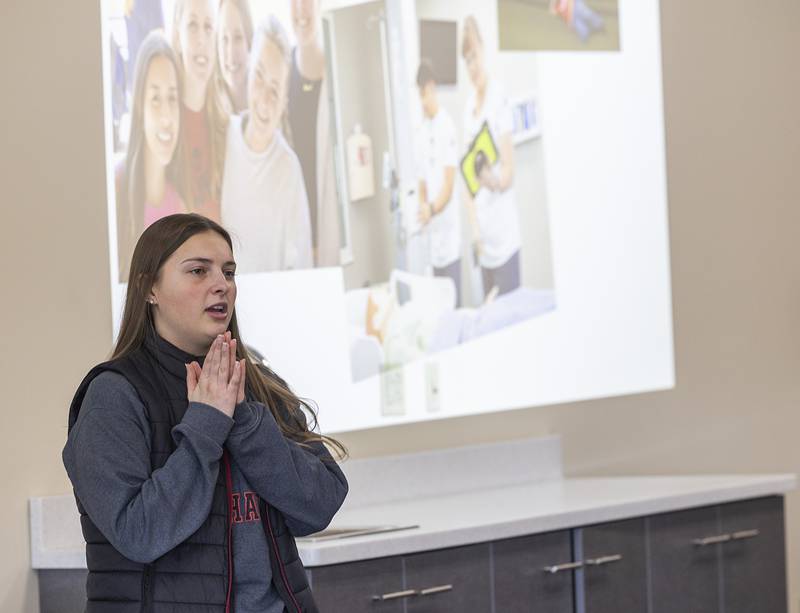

left=298, top=473, right=797, bottom=566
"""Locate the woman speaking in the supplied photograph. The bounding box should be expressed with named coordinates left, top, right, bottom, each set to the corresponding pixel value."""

left=63, top=213, right=347, bottom=612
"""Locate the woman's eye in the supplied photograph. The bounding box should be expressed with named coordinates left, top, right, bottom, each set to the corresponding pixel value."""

left=188, top=20, right=198, bottom=33
left=190, top=268, right=205, bottom=275
left=225, top=270, right=236, bottom=279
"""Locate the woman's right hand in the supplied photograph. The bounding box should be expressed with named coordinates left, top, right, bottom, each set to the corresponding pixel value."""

left=185, top=335, right=242, bottom=418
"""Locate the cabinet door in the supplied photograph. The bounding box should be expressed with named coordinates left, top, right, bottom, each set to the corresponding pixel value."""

left=648, top=505, right=721, bottom=613
left=309, top=555, right=405, bottom=613
left=38, top=569, right=87, bottom=613
left=720, top=496, right=787, bottom=613
left=404, top=543, right=492, bottom=613
left=581, top=518, right=648, bottom=613
left=492, top=530, right=574, bottom=613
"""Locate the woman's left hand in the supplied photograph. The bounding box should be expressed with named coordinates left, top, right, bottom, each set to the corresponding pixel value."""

left=188, top=331, right=247, bottom=404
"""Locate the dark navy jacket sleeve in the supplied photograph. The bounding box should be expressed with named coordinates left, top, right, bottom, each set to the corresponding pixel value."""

left=226, top=400, right=348, bottom=536
left=62, top=371, right=234, bottom=563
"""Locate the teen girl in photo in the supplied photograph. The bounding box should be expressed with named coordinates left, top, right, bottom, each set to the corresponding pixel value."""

left=216, top=0, right=253, bottom=115
left=220, top=16, right=313, bottom=273
left=116, top=31, right=186, bottom=283
left=64, top=213, right=348, bottom=612
left=172, top=0, right=228, bottom=222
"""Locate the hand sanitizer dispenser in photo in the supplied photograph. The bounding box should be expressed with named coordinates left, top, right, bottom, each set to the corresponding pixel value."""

left=346, top=124, right=375, bottom=202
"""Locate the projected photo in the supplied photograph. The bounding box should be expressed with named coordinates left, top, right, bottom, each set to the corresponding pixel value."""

left=498, top=0, right=620, bottom=51
left=108, top=0, right=343, bottom=281
left=333, top=1, right=556, bottom=382
left=102, top=0, right=673, bottom=432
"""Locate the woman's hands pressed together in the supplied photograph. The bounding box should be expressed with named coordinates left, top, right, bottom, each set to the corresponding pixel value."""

left=185, top=331, right=247, bottom=418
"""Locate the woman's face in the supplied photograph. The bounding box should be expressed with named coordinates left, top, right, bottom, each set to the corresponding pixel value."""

left=177, top=0, right=216, bottom=90
left=150, top=230, right=237, bottom=356
left=247, top=38, right=288, bottom=143
left=290, top=0, right=320, bottom=46
left=218, top=1, right=249, bottom=97
left=143, top=56, right=180, bottom=167
left=464, top=43, right=485, bottom=90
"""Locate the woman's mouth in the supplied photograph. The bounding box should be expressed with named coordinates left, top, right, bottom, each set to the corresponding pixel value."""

left=157, top=130, right=173, bottom=144
left=193, top=54, right=209, bottom=70
left=255, top=106, right=271, bottom=126
left=205, top=303, right=228, bottom=320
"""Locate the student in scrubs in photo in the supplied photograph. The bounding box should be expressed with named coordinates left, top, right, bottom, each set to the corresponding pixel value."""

left=116, top=31, right=187, bottom=283
left=415, top=59, right=462, bottom=306
left=287, top=0, right=342, bottom=267
left=215, top=0, right=253, bottom=115
left=172, top=0, right=227, bottom=222
left=220, top=15, right=313, bottom=273
left=461, top=15, right=522, bottom=299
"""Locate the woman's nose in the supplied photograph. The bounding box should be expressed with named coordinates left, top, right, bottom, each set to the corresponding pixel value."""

left=210, top=269, right=230, bottom=290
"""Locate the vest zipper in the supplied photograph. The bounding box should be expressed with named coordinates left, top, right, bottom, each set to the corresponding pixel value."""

left=141, top=564, right=153, bottom=613
left=224, top=451, right=234, bottom=613
left=264, top=502, right=303, bottom=613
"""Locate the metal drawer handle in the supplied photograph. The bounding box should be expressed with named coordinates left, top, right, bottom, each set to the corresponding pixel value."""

left=372, top=589, right=417, bottom=601
left=732, top=529, right=760, bottom=540
left=543, top=561, right=583, bottom=574
left=693, top=534, right=731, bottom=546
left=419, top=584, right=453, bottom=596
left=585, top=554, right=623, bottom=566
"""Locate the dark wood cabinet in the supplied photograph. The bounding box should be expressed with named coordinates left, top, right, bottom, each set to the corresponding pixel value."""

left=647, top=497, right=788, bottom=613
left=648, top=505, right=721, bottom=613
left=404, top=544, right=492, bottom=613
left=492, top=530, right=574, bottom=613
left=309, top=555, right=405, bottom=613
left=720, top=497, right=787, bottom=613
left=38, top=496, right=789, bottom=613
left=309, top=544, right=492, bottom=613
left=580, top=518, right=648, bottom=613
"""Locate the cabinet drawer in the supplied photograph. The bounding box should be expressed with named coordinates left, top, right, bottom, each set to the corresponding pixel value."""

left=310, top=555, right=405, bottom=613
left=493, top=530, right=573, bottom=613
left=404, top=543, right=492, bottom=613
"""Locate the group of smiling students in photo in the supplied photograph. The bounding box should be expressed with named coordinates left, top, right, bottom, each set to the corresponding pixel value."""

left=116, top=0, right=340, bottom=281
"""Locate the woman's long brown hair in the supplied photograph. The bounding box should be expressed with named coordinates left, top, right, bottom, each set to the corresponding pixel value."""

left=113, top=213, right=347, bottom=460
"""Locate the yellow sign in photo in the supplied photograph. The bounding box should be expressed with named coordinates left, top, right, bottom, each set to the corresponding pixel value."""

left=460, top=120, right=499, bottom=197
